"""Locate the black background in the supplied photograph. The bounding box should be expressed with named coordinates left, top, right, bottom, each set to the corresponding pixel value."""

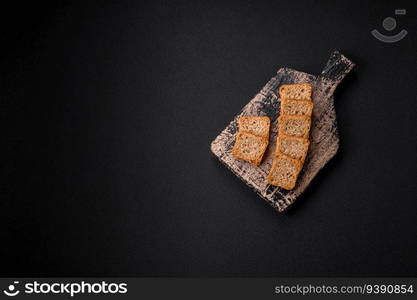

left=1, top=0, right=416, bottom=277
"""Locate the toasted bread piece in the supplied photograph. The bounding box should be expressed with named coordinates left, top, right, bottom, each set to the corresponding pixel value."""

left=276, top=135, right=310, bottom=162
left=278, top=115, right=311, bottom=138
left=232, top=132, right=268, bottom=165
left=279, top=83, right=312, bottom=100
left=267, top=154, right=302, bottom=189
left=238, top=116, right=270, bottom=138
left=280, top=99, right=313, bottom=116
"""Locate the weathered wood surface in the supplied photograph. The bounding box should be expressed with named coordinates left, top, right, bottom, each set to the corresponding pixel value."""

left=210, top=51, right=355, bottom=212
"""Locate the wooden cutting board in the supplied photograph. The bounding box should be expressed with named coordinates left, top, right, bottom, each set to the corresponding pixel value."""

left=210, top=51, right=355, bottom=212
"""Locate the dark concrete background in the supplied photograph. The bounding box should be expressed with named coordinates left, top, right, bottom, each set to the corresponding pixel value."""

left=1, top=0, right=416, bottom=276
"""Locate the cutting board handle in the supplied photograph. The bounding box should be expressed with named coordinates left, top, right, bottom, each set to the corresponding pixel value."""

left=319, top=51, right=355, bottom=92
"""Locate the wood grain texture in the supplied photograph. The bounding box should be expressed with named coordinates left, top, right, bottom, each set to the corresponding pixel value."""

left=210, top=51, right=355, bottom=212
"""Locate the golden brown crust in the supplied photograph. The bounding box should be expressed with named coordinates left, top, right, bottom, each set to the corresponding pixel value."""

left=267, top=153, right=302, bottom=189
left=275, top=134, right=310, bottom=163
left=279, top=83, right=312, bottom=100
left=238, top=116, right=270, bottom=138
left=280, top=98, right=314, bottom=116
left=278, top=115, right=311, bottom=138
left=232, top=131, right=269, bottom=166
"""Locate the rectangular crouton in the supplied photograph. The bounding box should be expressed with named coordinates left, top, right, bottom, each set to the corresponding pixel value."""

left=238, top=116, right=270, bottom=138
left=278, top=115, right=311, bottom=138
left=280, top=99, right=313, bottom=116
left=279, top=83, right=312, bottom=100
left=267, top=153, right=302, bottom=190
left=232, top=131, right=269, bottom=166
left=276, top=135, right=310, bottom=162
